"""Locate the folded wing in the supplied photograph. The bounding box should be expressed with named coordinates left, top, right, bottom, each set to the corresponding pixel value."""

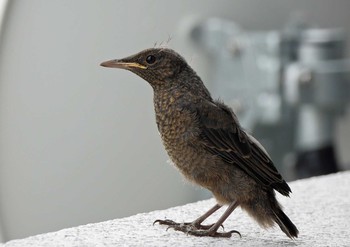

left=193, top=100, right=291, bottom=196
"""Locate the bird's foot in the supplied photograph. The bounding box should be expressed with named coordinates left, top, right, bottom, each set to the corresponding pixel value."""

left=153, top=219, right=241, bottom=238
left=186, top=228, right=241, bottom=238
left=153, top=219, right=215, bottom=230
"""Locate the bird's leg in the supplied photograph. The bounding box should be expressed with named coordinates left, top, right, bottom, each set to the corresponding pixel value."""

left=154, top=204, right=222, bottom=230
left=190, top=203, right=222, bottom=229
left=187, top=201, right=241, bottom=238
left=154, top=201, right=241, bottom=238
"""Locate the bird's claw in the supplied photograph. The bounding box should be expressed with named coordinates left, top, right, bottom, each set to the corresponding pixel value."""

left=153, top=218, right=239, bottom=238
left=153, top=219, right=177, bottom=226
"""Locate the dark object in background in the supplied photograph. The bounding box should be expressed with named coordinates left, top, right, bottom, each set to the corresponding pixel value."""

left=101, top=48, right=298, bottom=239
left=296, top=145, right=339, bottom=179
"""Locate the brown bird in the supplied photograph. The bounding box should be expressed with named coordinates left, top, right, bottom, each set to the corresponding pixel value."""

left=100, top=48, right=298, bottom=239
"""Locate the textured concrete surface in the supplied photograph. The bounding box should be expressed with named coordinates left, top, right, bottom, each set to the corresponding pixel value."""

left=2, top=171, right=350, bottom=247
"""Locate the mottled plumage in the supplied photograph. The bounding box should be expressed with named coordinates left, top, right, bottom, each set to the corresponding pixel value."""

left=101, top=48, right=298, bottom=238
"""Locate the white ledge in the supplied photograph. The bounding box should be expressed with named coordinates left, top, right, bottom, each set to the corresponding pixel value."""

left=2, top=171, right=350, bottom=247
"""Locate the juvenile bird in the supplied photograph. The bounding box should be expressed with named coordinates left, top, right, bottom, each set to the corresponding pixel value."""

left=100, top=48, right=298, bottom=238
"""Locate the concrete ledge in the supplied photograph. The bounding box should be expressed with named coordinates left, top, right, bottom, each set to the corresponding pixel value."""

left=2, top=171, right=350, bottom=246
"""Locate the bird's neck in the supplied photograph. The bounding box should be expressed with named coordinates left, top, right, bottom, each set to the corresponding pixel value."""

left=153, top=80, right=211, bottom=131
left=152, top=67, right=213, bottom=129
left=153, top=81, right=211, bottom=110
left=153, top=68, right=212, bottom=100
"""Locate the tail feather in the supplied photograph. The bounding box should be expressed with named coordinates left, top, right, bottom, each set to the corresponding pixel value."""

left=273, top=208, right=299, bottom=239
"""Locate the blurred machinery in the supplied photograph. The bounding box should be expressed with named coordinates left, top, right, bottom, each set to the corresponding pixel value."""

left=189, top=18, right=350, bottom=180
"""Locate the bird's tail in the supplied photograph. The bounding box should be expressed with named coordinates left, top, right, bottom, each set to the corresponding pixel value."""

left=273, top=207, right=299, bottom=239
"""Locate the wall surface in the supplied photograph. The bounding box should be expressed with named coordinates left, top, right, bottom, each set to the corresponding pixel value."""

left=0, top=0, right=349, bottom=241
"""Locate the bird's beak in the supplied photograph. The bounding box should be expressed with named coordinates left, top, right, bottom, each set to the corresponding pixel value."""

left=100, top=59, right=147, bottom=70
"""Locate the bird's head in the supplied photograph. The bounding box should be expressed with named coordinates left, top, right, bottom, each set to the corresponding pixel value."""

left=100, top=48, right=190, bottom=89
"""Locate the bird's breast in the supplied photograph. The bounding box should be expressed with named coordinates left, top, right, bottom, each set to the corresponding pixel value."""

left=153, top=93, right=203, bottom=173
left=155, top=103, right=196, bottom=150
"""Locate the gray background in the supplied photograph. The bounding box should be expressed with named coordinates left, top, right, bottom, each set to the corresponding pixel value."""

left=0, top=0, right=349, bottom=242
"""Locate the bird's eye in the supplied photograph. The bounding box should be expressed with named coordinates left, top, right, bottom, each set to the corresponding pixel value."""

left=146, top=55, right=156, bottom=64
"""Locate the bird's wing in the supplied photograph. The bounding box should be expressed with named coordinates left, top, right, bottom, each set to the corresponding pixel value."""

left=193, top=100, right=291, bottom=196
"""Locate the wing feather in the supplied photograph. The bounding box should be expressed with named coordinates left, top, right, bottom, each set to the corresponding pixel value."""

left=195, top=100, right=291, bottom=196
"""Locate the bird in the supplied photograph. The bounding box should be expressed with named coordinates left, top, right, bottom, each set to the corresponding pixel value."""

left=100, top=48, right=299, bottom=239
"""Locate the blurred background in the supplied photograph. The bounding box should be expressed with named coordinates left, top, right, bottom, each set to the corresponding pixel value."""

left=0, top=0, right=349, bottom=242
